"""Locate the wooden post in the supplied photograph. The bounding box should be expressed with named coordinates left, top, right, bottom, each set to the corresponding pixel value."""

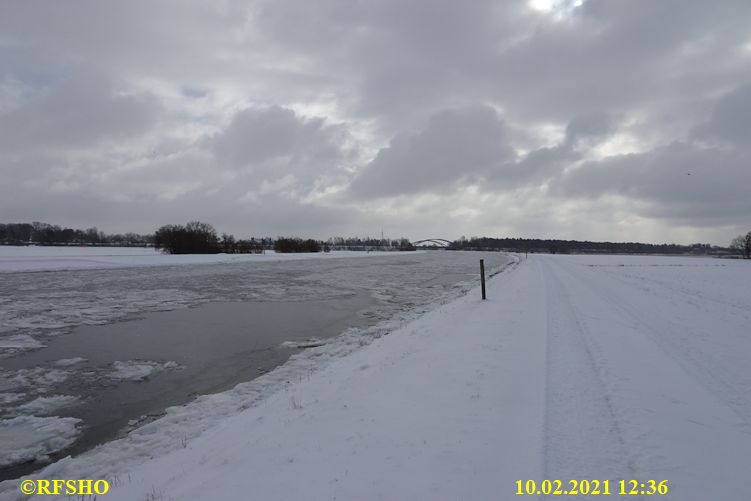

left=480, top=259, right=486, bottom=300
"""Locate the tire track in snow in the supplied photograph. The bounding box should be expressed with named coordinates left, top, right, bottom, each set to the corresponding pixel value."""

left=593, top=265, right=751, bottom=323
left=540, top=258, right=639, bottom=500
left=554, top=260, right=751, bottom=430
left=540, top=256, right=751, bottom=500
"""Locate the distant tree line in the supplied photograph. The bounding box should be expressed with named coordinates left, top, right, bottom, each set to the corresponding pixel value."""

left=730, top=231, right=751, bottom=259
left=219, top=233, right=267, bottom=254
left=2, top=220, right=418, bottom=255
left=154, top=222, right=417, bottom=254
left=274, top=237, right=322, bottom=253
left=0, top=222, right=153, bottom=246
left=448, top=236, right=729, bottom=256
left=325, top=236, right=415, bottom=251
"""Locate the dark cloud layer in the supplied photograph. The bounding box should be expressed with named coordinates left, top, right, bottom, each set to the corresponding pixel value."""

left=557, top=142, right=751, bottom=224
left=1, top=0, right=750, bottom=243
left=694, top=83, right=751, bottom=146
left=0, top=75, right=159, bottom=153
left=211, top=106, right=347, bottom=181
left=349, top=106, right=515, bottom=198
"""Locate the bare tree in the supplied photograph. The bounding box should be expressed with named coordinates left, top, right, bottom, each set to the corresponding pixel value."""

left=730, top=232, right=751, bottom=259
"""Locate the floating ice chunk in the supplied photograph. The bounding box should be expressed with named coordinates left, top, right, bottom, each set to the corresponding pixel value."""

left=0, top=367, right=69, bottom=393
left=109, top=361, right=160, bottom=382
left=280, top=338, right=327, bottom=349
left=0, top=415, right=82, bottom=467
left=0, top=393, right=24, bottom=405
left=0, top=334, right=45, bottom=350
left=17, top=395, right=81, bottom=415
left=53, top=357, right=87, bottom=367
left=109, top=360, right=181, bottom=382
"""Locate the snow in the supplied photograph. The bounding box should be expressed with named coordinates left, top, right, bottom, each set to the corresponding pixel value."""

left=0, top=246, right=409, bottom=273
left=2, top=254, right=750, bottom=501
left=108, top=360, right=180, bottom=382
left=0, top=416, right=81, bottom=468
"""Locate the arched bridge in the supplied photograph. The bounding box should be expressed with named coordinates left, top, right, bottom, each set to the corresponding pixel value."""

left=412, top=238, right=453, bottom=247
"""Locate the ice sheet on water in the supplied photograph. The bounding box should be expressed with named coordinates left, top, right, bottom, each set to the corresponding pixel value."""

left=0, top=415, right=82, bottom=467
left=0, top=250, right=504, bottom=355
left=0, top=246, right=402, bottom=273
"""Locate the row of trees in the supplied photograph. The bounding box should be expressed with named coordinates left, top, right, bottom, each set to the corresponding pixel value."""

left=0, top=222, right=153, bottom=246
left=154, top=222, right=417, bottom=254
left=325, top=236, right=415, bottom=251
left=1, top=220, right=416, bottom=254
left=448, top=236, right=727, bottom=256
left=730, top=231, right=751, bottom=259
left=274, top=237, right=322, bottom=253
left=154, top=222, right=266, bottom=255
left=219, top=234, right=267, bottom=254
left=155, top=228, right=326, bottom=255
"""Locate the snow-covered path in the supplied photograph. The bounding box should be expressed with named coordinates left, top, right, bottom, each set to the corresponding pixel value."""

left=539, top=256, right=751, bottom=500
left=8, top=255, right=751, bottom=501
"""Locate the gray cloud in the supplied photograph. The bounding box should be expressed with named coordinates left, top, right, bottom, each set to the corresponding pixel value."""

left=349, top=105, right=515, bottom=198
left=693, top=83, right=751, bottom=146
left=556, top=141, right=751, bottom=225
left=212, top=106, right=341, bottom=168
left=1, top=0, right=751, bottom=243
left=564, top=112, right=617, bottom=147
left=552, top=83, right=751, bottom=229
left=486, top=145, right=577, bottom=190
left=209, top=105, right=355, bottom=201
left=0, top=75, right=159, bottom=153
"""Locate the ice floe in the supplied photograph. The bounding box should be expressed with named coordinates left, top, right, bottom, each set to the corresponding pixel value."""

left=280, top=338, right=327, bottom=349
left=109, top=360, right=181, bottom=382
left=16, top=395, right=81, bottom=416
left=53, top=357, right=87, bottom=367
left=0, top=334, right=45, bottom=355
left=0, top=415, right=82, bottom=467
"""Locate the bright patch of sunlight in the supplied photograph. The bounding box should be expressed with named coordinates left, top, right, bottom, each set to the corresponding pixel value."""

left=529, top=0, right=584, bottom=18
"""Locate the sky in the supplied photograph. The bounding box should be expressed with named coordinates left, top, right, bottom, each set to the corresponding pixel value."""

left=1, top=0, right=750, bottom=245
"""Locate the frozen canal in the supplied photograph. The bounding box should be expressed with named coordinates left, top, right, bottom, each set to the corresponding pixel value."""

left=0, top=249, right=511, bottom=480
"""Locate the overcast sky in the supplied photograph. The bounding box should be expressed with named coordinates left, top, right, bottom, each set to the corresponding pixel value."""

left=1, top=0, right=750, bottom=244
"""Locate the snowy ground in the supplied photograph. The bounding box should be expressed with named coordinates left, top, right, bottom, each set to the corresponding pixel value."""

left=2, top=254, right=750, bottom=500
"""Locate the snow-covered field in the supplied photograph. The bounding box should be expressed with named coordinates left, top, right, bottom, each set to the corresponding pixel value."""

left=2, top=253, right=749, bottom=500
